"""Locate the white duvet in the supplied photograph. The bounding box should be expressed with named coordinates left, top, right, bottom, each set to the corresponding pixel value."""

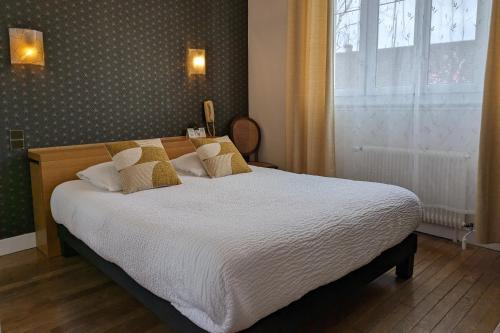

left=51, top=167, right=421, bottom=333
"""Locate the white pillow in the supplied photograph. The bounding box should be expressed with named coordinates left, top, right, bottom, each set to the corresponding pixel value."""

left=171, top=152, right=208, bottom=177
left=77, top=162, right=122, bottom=192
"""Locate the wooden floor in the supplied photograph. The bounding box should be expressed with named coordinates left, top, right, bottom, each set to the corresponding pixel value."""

left=1, top=234, right=499, bottom=333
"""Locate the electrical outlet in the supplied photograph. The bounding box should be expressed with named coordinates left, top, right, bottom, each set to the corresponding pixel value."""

left=9, top=129, right=25, bottom=150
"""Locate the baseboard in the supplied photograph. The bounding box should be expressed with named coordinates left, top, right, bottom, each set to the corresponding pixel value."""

left=0, top=232, right=36, bottom=256
left=417, top=223, right=500, bottom=252
left=417, top=223, right=464, bottom=241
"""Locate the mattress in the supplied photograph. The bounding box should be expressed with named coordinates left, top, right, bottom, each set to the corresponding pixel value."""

left=51, top=166, right=421, bottom=333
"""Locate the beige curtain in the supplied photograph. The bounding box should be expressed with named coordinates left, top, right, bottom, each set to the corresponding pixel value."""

left=476, top=1, right=500, bottom=244
left=285, top=0, right=335, bottom=177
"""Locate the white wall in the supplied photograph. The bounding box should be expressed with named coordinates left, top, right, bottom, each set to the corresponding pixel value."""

left=248, top=0, right=288, bottom=169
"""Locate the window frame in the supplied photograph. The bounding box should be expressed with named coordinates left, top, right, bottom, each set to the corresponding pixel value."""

left=334, top=0, right=491, bottom=98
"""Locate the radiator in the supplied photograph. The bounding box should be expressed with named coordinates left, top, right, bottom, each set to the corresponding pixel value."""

left=353, top=146, right=471, bottom=229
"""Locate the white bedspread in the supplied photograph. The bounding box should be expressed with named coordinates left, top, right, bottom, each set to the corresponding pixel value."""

left=51, top=167, right=421, bottom=333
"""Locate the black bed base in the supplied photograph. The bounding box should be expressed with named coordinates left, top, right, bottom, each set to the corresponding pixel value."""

left=57, top=225, right=417, bottom=333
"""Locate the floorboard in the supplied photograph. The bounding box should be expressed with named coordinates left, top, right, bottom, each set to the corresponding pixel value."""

left=0, top=233, right=498, bottom=333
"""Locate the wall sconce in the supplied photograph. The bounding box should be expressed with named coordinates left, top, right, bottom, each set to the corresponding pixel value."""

left=188, top=49, right=206, bottom=75
left=9, top=28, right=45, bottom=66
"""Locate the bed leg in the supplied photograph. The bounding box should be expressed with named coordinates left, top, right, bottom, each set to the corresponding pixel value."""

left=396, top=254, right=414, bottom=279
left=60, top=240, right=78, bottom=257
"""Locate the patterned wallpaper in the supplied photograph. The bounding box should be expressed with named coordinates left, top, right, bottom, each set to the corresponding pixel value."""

left=0, top=0, right=248, bottom=239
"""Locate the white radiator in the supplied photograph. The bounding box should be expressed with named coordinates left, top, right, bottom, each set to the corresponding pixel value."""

left=353, top=146, right=471, bottom=229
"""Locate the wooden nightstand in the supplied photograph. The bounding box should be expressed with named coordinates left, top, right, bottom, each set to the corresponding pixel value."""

left=248, top=161, right=278, bottom=169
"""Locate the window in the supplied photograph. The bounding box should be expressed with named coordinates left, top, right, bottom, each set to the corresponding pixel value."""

left=334, top=0, right=488, bottom=96
left=334, top=0, right=362, bottom=90
left=375, top=0, right=415, bottom=87
left=335, top=0, right=361, bottom=52
left=428, top=0, right=479, bottom=85
left=377, top=0, right=416, bottom=49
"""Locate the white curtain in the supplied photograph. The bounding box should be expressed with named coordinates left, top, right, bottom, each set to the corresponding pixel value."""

left=334, top=0, right=492, bottom=228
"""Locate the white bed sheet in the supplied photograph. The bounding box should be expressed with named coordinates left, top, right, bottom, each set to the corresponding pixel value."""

left=51, top=167, right=421, bottom=333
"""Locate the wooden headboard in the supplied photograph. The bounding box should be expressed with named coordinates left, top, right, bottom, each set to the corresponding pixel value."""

left=28, top=136, right=196, bottom=257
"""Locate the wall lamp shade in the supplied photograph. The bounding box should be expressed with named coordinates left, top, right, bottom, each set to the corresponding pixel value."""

left=9, top=28, right=45, bottom=66
left=188, top=49, right=206, bottom=75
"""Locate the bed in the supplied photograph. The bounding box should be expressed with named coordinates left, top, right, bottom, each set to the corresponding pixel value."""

left=29, top=137, right=421, bottom=333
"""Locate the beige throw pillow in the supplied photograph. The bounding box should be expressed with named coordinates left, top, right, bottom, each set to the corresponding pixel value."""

left=191, top=136, right=252, bottom=178
left=105, top=138, right=181, bottom=193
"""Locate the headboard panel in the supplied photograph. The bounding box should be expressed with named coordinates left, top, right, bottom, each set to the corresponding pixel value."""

left=28, top=136, right=195, bottom=257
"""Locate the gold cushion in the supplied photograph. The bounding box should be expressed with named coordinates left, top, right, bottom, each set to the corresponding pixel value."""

left=191, top=136, right=252, bottom=178
left=105, top=139, right=181, bottom=193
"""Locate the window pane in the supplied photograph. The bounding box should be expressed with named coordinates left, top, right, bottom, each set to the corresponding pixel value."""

left=335, top=0, right=362, bottom=90
left=428, top=41, right=476, bottom=84
left=376, top=47, right=415, bottom=87
left=376, top=0, right=416, bottom=88
left=335, top=9, right=361, bottom=52
left=428, top=0, right=478, bottom=85
left=378, top=0, right=416, bottom=49
left=430, top=0, right=477, bottom=44
left=335, top=52, right=362, bottom=90
left=336, top=0, right=361, bottom=12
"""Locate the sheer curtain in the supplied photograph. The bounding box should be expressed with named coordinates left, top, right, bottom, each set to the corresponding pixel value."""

left=334, top=0, right=492, bottom=228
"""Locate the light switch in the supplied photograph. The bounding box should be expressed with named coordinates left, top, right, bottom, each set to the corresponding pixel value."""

left=9, top=129, right=25, bottom=150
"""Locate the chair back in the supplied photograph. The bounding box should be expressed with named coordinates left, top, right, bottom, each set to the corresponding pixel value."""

left=229, top=116, right=261, bottom=160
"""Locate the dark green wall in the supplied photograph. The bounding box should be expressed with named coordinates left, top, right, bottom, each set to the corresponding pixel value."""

left=0, top=0, right=248, bottom=239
